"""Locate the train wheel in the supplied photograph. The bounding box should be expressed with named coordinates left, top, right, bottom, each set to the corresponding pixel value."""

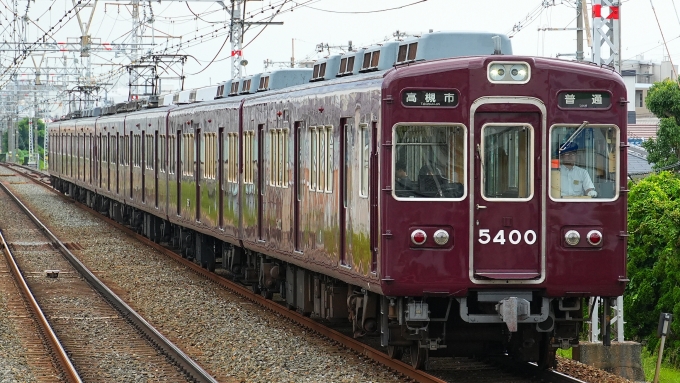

left=387, top=345, right=403, bottom=360
left=538, top=334, right=557, bottom=369
left=410, top=342, right=428, bottom=369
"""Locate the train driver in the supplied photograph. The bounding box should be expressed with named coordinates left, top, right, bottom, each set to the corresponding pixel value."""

left=559, top=142, right=597, bottom=198
left=395, top=160, right=418, bottom=197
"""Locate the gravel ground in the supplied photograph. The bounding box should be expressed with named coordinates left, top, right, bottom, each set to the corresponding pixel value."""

left=557, top=357, right=641, bottom=383
left=7, top=180, right=403, bottom=383
left=0, top=294, right=37, bottom=382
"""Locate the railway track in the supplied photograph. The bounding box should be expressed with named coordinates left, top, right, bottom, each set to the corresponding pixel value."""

left=3, top=164, right=596, bottom=383
left=0, top=167, right=216, bottom=382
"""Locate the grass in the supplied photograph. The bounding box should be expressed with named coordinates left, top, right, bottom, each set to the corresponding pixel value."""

left=641, top=347, right=680, bottom=383
left=558, top=346, right=680, bottom=382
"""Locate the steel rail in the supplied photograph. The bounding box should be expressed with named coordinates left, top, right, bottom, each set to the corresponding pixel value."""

left=0, top=170, right=219, bottom=383
left=0, top=206, right=82, bottom=383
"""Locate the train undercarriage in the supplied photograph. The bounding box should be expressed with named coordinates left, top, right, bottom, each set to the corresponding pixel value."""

left=54, top=179, right=592, bottom=370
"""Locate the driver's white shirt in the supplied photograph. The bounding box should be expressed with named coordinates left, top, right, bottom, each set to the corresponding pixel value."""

left=560, top=165, right=594, bottom=196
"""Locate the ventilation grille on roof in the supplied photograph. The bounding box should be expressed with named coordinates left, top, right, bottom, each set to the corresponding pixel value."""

left=240, top=79, right=252, bottom=94
left=258, top=76, right=270, bottom=91
left=396, top=42, right=418, bottom=64
left=229, top=82, right=239, bottom=96
left=216, top=84, right=225, bottom=98
left=360, top=50, right=380, bottom=72
left=311, top=62, right=327, bottom=81
left=337, top=56, right=355, bottom=77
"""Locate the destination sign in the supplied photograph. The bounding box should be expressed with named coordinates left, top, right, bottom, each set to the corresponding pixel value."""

left=558, top=91, right=611, bottom=109
left=402, top=90, right=459, bottom=107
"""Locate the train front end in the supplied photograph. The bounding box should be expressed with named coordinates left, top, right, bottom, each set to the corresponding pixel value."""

left=379, top=56, right=628, bottom=367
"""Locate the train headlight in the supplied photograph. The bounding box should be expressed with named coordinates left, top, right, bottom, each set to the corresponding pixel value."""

left=488, top=64, right=506, bottom=81
left=510, top=64, right=529, bottom=81
left=564, top=230, right=580, bottom=246
left=411, top=229, right=427, bottom=246
left=587, top=230, right=602, bottom=246
left=433, top=229, right=449, bottom=246
left=487, top=62, right=531, bottom=84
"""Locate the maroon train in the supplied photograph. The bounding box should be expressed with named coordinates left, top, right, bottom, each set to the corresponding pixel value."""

left=48, top=31, right=627, bottom=369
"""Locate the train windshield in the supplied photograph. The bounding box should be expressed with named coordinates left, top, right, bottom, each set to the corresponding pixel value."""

left=393, top=124, right=465, bottom=199
left=549, top=124, right=619, bottom=200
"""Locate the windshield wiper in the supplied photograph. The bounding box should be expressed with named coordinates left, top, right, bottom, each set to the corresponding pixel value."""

left=559, top=121, right=589, bottom=153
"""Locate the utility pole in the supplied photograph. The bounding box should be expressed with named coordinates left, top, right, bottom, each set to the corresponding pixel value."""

left=230, top=0, right=283, bottom=79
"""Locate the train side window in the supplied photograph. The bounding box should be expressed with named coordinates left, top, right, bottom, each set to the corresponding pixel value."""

left=159, top=135, right=166, bottom=173
left=282, top=128, right=289, bottom=187
left=549, top=124, right=619, bottom=201
left=319, top=127, right=326, bottom=192
left=244, top=131, right=254, bottom=184
left=481, top=124, right=533, bottom=200
left=393, top=124, right=466, bottom=200
left=325, top=126, right=333, bottom=192
left=270, top=129, right=278, bottom=186
left=168, top=135, right=175, bottom=175
left=310, top=127, right=318, bottom=191
left=360, top=123, right=369, bottom=198
left=147, top=134, right=154, bottom=170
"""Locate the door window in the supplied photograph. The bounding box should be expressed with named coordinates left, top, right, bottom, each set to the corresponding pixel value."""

left=481, top=124, right=533, bottom=200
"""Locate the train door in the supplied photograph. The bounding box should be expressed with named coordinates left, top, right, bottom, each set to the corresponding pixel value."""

left=257, top=123, right=264, bottom=241
left=176, top=129, right=182, bottom=216
left=218, top=127, right=224, bottom=227
left=196, top=128, right=201, bottom=221
left=293, top=122, right=302, bottom=251
left=155, top=130, right=159, bottom=208
left=339, top=118, right=353, bottom=266
left=470, top=100, right=545, bottom=283
left=116, top=132, right=120, bottom=194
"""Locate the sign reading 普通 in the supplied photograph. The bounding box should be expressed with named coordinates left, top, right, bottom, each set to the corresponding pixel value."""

left=558, top=92, right=611, bottom=109
left=402, top=90, right=459, bottom=107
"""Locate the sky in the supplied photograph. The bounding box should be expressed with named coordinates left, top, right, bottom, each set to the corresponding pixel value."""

left=5, top=0, right=680, bottom=110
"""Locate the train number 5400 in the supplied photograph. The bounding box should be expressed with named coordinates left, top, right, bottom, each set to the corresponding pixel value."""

left=478, top=229, right=537, bottom=245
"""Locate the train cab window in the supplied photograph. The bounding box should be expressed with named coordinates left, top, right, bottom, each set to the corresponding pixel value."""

left=393, top=124, right=465, bottom=199
left=550, top=124, right=618, bottom=201
left=481, top=125, right=533, bottom=200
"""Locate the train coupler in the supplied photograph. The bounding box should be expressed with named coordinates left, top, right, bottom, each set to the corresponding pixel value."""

left=496, top=296, right=531, bottom=332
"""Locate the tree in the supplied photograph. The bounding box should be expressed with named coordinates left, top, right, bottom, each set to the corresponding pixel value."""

left=626, top=172, right=680, bottom=366
left=642, top=79, right=680, bottom=170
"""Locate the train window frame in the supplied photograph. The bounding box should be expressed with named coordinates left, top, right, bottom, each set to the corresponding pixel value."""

left=548, top=123, right=620, bottom=202
left=479, top=123, right=534, bottom=202
left=392, top=123, right=467, bottom=201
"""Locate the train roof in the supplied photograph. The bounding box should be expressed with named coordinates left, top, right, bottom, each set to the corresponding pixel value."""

left=65, top=31, right=521, bottom=119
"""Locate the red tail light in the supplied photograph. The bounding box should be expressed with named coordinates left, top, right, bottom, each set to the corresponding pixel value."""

left=411, top=230, right=427, bottom=245
left=587, top=230, right=602, bottom=246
